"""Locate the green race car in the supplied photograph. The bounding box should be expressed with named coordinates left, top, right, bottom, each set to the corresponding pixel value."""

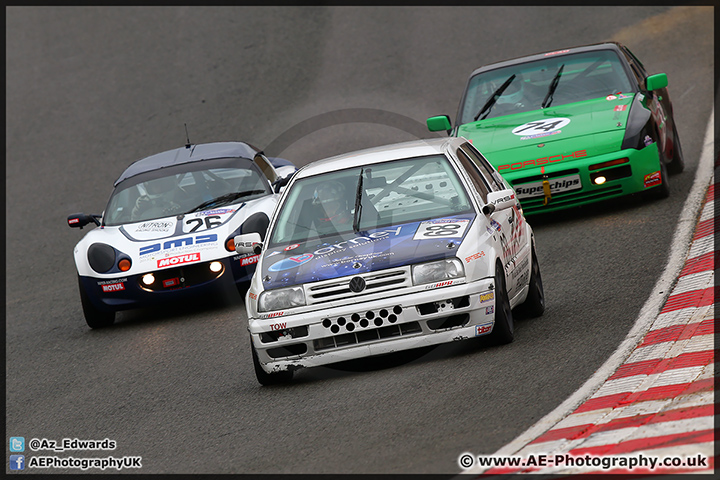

left=428, top=42, right=684, bottom=215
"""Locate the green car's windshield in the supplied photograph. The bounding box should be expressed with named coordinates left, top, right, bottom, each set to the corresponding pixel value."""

left=104, top=157, right=271, bottom=226
left=269, top=154, right=474, bottom=246
left=459, top=49, right=635, bottom=124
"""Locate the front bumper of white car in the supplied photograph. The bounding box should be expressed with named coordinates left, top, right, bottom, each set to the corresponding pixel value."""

left=249, top=278, right=497, bottom=373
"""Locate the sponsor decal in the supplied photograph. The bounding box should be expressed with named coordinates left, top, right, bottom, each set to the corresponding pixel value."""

left=321, top=251, right=394, bottom=269
left=260, top=312, right=285, bottom=319
left=248, top=292, right=257, bottom=300
left=101, top=282, right=125, bottom=292
left=498, top=149, right=587, bottom=172
left=157, top=252, right=201, bottom=268
left=644, top=171, right=662, bottom=188
left=163, top=278, right=180, bottom=288
left=512, top=118, right=570, bottom=138
left=413, top=219, right=469, bottom=240
left=97, top=277, right=128, bottom=285
left=515, top=175, right=582, bottom=199
left=606, top=95, right=617, bottom=101
left=479, top=292, right=494, bottom=303
left=284, top=244, right=300, bottom=251
left=269, top=253, right=314, bottom=272
left=269, top=322, right=287, bottom=331
left=136, top=221, right=174, bottom=233
left=240, top=254, right=260, bottom=267
left=475, top=324, right=492, bottom=335
left=644, top=135, right=654, bottom=147
left=518, top=130, right=562, bottom=141
left=68, top=218, right=79, bottom=225
left=198, top=208, right=235, bottom=216
left=485, top=306, right=494, bottom=315
left=424, top=280, right=455, bottom=290
left=465, top=251, right=485, bottom=263
left=606, top=93, right=631, bottom=101
left=140, top=233, right=217, bottom=256
left=614, top=105, right=627, bottom=112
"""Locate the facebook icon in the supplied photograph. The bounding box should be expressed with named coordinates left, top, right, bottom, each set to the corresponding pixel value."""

left=10, top=455, right=25, bottom=470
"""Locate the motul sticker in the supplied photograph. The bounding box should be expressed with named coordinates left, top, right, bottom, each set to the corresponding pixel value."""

left=102, top=282, right=125, bottom=292
left=157, top=252, right=201, bottom=268
left=240, top=254, right=260, bottom=267
left=614, top=105, right=627, bottom=112
left=644, top=171, right=662, bottom=188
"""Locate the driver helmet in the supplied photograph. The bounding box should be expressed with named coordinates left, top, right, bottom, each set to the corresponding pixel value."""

left=497, top=73, right=525, bottom=105
left=312, top=180, right=346, bottom=216
left=144, top=176, right=176, bottom=199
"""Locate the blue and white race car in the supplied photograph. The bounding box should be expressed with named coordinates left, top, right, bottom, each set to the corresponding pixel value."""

left=234, top=137, right=545, bottom=385
left=68, top=141, right=296, bottom=328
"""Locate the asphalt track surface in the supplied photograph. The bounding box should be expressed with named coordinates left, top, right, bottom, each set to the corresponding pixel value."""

left=5, top=6, right=714, bottom=475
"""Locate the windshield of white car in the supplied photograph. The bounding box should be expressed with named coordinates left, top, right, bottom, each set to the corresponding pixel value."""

left=459, top=49, right=635, bottom=124
left=103, top=157, right=271, bottom=226
left=268, top=154, right=474, bottom=246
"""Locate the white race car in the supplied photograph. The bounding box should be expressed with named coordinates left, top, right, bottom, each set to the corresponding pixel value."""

left=234, top=137, right=544, bottom=385
left=68, top=141, right=296, bottom=328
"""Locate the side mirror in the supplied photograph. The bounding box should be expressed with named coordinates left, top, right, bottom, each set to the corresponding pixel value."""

left=272, top=174, right=292, bottom=193
left=645, top=73, right=668, bottom=92
left=427, top=115, right=452, bottom=134
left=483, top=189, right=517, bottom=215
left=234, top=232, right=263, bottom=255
left=67, top=213, right=100, bottom=229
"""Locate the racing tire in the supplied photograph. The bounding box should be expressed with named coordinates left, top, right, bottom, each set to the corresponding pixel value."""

left=667, top=123, right=685, bottom=174
left=488, top=263, right=514, bottom=345
left=78, top=276, right=115, bottom=329
left=516, top=244, right=545, bottom=319
left=251, top=341, right=293, bottom=386
left=651, top=158, right=671, bottom=200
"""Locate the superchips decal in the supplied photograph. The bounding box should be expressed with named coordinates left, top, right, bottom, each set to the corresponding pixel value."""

left=268, top=254, right=315, bottom=272
left=413, top=219, right=469, bottom=240
left=512, top=118, right=571, bottom=139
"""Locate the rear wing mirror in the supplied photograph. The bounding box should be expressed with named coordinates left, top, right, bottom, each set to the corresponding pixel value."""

left=234, top=232, right=263, bottom=255
left=67, top=213, right=101, bottom=229
left=482, top=189, right=517, bottom=215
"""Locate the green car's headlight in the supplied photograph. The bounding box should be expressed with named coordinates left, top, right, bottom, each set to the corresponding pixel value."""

left=412, top=258, right=465, bottom=285
left=258, top=286, right=306, bottom=312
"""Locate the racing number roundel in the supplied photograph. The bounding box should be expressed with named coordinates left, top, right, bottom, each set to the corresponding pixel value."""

left=512, top=118, right=570, bottom=136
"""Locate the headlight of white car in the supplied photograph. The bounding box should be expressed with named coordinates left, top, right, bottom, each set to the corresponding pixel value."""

left=258, top=286, right=306, bottom=312
left=412, top=258, right=465, bottom=285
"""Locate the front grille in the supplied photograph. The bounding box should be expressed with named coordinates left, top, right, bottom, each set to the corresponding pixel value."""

left=306, top=268, right=411, bottom=304
left=313, top=321, right=422, bottom=351
left=521, top=184, right=623, bottom=214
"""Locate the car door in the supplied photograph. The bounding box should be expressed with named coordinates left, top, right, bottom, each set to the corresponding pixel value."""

left=459, top=142, right=530, bottom=298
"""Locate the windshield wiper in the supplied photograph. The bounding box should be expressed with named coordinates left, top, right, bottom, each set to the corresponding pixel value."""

left=541, top=64, right=565, bottom=109
left=474, top=74, right=516, bottom=121
left=185, top=190, right=264, bottom=213
left=352, top=168, right=364, bottom=233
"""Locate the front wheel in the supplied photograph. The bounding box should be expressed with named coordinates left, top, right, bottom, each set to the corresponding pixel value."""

left=251, top=341, right=293, bottom=386
left=488, top=263, right=514, bottom=345
left=667, top=123, right=685, bottom=174
left=516, top=244, right=545, bottom=318
left=78, top=276, right=115, bottom=329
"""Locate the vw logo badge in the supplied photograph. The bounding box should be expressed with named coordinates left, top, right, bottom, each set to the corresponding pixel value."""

left=349, top=276, right=366, bottom=293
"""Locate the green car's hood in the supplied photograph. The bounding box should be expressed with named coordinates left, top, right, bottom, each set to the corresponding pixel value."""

left=457, top=95, right=634, bottom=173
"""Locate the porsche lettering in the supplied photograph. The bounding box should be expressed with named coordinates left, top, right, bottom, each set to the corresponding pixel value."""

left=498, top=150, right=587, bottom=172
